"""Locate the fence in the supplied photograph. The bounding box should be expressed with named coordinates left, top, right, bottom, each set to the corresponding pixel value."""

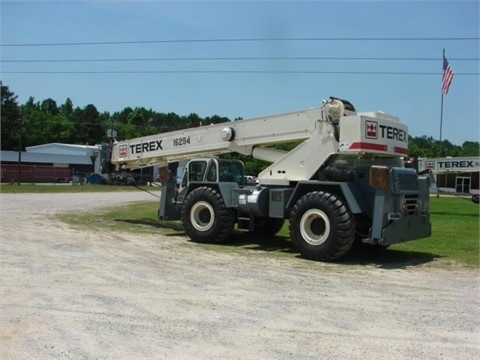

left=0, top=164, right=149, bottom=185
left=1, top=164, right=74, bottom=184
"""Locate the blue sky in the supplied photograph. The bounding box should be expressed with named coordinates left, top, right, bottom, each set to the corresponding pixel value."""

left=1, top=0, right=479, bottom=146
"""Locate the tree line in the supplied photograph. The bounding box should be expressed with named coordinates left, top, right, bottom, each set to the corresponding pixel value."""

left=1, top=84, right=232, bottom=150
left=1, top=83, right=479, bottom=173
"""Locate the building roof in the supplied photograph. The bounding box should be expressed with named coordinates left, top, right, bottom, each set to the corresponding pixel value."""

left=0, top=143, right=100, bottom=166
left=26, top=143, right=99, bottom=156
left=0, top=151, right=93, bottom=165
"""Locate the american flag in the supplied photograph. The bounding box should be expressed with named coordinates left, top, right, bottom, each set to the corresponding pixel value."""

left=441, top=54, right=454, bottom=95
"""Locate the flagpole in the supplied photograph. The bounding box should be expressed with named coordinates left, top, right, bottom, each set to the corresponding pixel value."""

left=439, top=49, right=445, bottom=142
left=439, top=93, right=444, bottom=140
left=437, top=91, right=443, bottom=198
left=437, top=49, right=454, bottom=197
left=437, top=49, right=445, bottom=198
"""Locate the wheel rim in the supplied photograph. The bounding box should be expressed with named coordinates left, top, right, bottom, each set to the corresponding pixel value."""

left=299, top=209, right=330, bottom=246
left=190, top=201, right=215, bottom=232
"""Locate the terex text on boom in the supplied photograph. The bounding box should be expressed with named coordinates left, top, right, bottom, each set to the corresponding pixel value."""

left=129, top=140, right=163, bottom=154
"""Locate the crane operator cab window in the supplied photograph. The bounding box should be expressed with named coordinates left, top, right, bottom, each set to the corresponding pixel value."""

left=187, top=160, right=208, bottom=182
left=184, top=158, right=245, bottom=186
left=218, top=159, right=245, bottom=185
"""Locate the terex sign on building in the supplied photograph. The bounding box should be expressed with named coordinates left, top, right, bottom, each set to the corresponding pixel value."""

left=418, top=157, right=480, bottom=174
left=417, top=156, right=480, bottom=195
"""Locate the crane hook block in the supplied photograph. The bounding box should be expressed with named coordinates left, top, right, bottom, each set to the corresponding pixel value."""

left=221, top=127, right=235, bottom=141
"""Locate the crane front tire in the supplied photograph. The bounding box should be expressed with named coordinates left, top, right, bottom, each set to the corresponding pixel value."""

left=289, top=191, right=355, bottom=261
left=182, top=187, right=235, bottom=243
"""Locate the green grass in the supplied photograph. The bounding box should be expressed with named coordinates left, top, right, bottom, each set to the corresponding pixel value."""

left=0, top=183, right=156, bottom=193
left=56, top=195, right=479, bottom=268
left=389, top=197, right=479, bottom=267
left=58, top=201, right=180, bottom=235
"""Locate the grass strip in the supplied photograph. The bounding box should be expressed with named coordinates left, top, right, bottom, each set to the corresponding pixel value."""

left=56, top=195, right=479, bottom=268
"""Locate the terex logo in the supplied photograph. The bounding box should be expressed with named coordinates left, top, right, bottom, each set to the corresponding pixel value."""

left=438, top=160, right=474, bottom=169
left=130, top=140, right=163, bottom=154
left=379, top=125, right=407, bottom=142
left=119, top=145, right=127, bottom=157
left=365, top=121, right=377, bottom=139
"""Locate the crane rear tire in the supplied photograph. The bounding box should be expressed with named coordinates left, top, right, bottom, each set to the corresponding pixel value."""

left=289, top=191, right=355, bottom=261
left=182, top=187, right=235, bottom=243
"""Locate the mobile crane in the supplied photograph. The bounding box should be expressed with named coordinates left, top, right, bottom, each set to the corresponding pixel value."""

left=111, top=97, right=431, bottom=261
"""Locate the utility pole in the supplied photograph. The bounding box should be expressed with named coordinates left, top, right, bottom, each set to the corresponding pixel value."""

left=17, top=112, right=24, bottom=185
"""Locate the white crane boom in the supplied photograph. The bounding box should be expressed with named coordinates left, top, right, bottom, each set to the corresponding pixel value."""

left=111, top=101, right=408, bottom=185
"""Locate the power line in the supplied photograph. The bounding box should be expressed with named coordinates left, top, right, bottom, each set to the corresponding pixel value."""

left=1, top=37, right=478, bottom=47
left=2, top=56, right=479, bottom=63
left=2, top=70, right=479, bottom=75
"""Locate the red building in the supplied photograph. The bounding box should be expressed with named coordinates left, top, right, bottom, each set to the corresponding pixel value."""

left=1, top=143, right=99, bottom=183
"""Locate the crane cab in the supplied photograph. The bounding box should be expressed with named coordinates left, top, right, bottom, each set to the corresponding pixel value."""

left=159, top=157, right=246, bottom=221
left=181, top=158, right=245, bottom=187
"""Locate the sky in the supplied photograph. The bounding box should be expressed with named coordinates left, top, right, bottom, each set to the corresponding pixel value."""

left=1, top=0, right=479, bottom=146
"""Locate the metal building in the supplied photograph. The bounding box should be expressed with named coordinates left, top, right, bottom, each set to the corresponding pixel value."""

left=0, top=143, right=100, bottom=183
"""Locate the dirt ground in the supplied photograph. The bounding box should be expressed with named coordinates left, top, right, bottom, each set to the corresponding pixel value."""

left=1, top=191, right=479, bottom=360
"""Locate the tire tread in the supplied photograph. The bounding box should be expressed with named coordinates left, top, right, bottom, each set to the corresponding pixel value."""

left=289, top=191, right=355, bottom=261
left=182, top=187, right=235, bottom=243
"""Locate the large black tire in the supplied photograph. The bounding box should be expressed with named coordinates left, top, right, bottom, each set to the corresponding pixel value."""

left=289, top=191, right=356, bottom=261
left=252, top=217, right=285, bottom=238
left=182, top=187, right=235, bottom=243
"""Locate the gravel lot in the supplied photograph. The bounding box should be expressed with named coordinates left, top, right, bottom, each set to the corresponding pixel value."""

left=1, top=191, right=479, bottom=360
